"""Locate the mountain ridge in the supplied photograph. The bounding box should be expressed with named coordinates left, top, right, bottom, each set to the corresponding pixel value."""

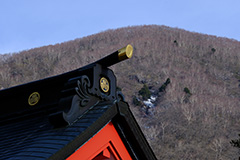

left=0, top=25, right=240, bottom=159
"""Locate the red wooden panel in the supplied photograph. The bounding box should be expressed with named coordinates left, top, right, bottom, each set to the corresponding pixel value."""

left=67, top=122, right=132, bottom=160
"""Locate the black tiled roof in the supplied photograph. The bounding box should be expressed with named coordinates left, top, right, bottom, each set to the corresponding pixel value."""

left=1, top=102, right=117, bottom=160
left=0, top=46, right=156, bottom=159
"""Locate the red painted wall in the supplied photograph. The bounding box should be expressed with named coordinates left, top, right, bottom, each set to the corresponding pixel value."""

left=67, top=122, right=132, bottom=160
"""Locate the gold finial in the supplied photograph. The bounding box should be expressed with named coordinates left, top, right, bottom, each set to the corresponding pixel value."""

left=118, top=44, right=133, bottom=61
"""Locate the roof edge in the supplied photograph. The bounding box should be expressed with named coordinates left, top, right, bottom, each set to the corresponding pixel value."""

left=113, top=101, right=157, bottom=160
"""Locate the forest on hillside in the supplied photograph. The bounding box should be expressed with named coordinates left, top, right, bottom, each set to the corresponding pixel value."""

left=1, top=25, right=240, bottom=159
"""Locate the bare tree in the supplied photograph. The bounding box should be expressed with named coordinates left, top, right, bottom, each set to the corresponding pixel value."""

left=160, top=121, right=168, bottom=142
left=211, top=138, right=224, bottom=160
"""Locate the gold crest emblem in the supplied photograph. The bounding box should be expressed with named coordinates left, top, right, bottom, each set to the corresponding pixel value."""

left=28, top=92, right=40, bottom=106
left=100, top=77, right=110, bottom=93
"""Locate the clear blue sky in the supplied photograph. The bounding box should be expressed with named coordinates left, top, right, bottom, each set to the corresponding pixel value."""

left=0, top=0, right=239, bottom=54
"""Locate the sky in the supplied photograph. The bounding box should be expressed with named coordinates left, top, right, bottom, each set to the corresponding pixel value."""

left=0, top=0, right=239, bottom=54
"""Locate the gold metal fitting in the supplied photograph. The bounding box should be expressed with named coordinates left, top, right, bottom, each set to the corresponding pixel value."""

left=118, top=44, right=133, bottom=61
left=100, top=77, right=110, bottom=93
left=28, top=92, right=40, bottom=106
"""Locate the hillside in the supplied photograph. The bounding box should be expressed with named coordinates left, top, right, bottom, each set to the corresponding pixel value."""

left=1, top=25, right=240, bottom=159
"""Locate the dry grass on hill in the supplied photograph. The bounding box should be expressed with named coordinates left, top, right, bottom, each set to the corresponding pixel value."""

left=1, top=25, right=240, bottom=159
